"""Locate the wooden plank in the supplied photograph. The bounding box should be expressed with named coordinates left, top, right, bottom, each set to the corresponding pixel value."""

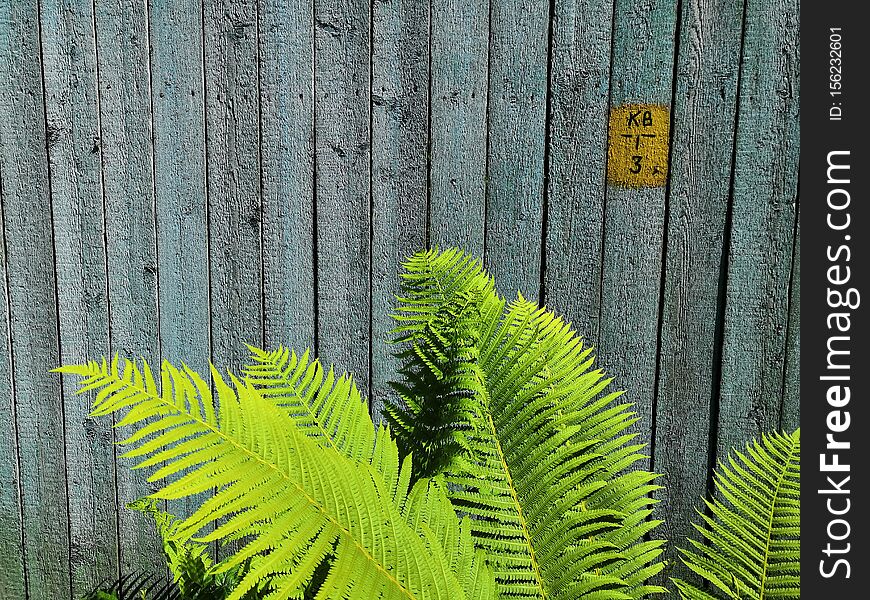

left=484, top=0, right=549, bottom=298
left=781, top=212, right=799, bottom=432
left=203, top=0, right=263, bottom=375
left=39, top=0, right=118, bottom=594
left=203, top=0, right=263, bottom=561
left=93, top=0, right=164, bottom=576
left=370, top=0, right=429, bottom=420
left=259, top=0, right=315, bottom=353
left=716, top=0, right=799, bottom=459
left=653, top=0, right=745, bottom=582
left=150, top=0, right=211, bottom=525
left=0, top=1, right=70, bottom=597
left=152, top=0, right=210, bottom=393
left=597, top=0, right=678, bottom=469
left=542, top=0, right=613, bottom=342
left=313, top=0, right=371, bottom=391
left=428, top=0, right=488, bottom=255
left=0, top=170, right=26, bottom=600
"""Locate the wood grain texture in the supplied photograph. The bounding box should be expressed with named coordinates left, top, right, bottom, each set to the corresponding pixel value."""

left=150, top=0, right=211, bottom=525
left=259, top=0, right=315, bottom=352
left=542, top=0, right=613, bottom=341
left=428, top=0, right=488, bottom=255
left=654, top=0, right=745, bottom=581
left=0, top=158, right=26, bottom=600
left=314, top=0, right=371, bottom=391
left=93, top=0, right=163, bottom=576
left=370, top=0, right=429, bottom=421
left=0, top=1, right=70, bottom=597
left=484, top=0, right=549, bottom=298
left=204, top=0, right=264, bottom=375
left=716, top=0, right=799, bottom=459
left=597, top=0, right=678, bottom=468
left=781, top=212, right=799, bottom=432
left=39, top=0, right=117, bottom=594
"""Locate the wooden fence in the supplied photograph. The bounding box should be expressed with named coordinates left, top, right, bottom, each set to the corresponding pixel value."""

left=0, top=0, right=798, bottom=597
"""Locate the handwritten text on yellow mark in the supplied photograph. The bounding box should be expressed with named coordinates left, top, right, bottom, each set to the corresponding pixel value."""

left=607, top=104, right=670, bottom=187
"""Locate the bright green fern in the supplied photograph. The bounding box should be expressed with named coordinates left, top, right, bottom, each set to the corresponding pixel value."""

left=384, top=248, right=666, bottom=600
left=60, top=246, right=799, bottom=600
left=56, top=358, right=498, bottom=600
left=672, top=429, right=800, bottom=600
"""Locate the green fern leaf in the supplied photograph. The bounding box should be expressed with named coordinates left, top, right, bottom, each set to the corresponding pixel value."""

left=386, top=248, right=666, bottom=600
left=241, top=347, right=376, bottom=463
left=672, top=429, right=800, bottom=600
left=56, top=358, right=498, bottom=600
left=240, top=344, right=495, bottom=591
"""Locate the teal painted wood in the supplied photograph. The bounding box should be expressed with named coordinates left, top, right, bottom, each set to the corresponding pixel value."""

left=260, top=0, right=316, bottom=353
left=39, top=0, right=118, bottom=594
left=93, top=0, right=164, bottom=576
left=484, top=0, right=549, bottom=299
left=314, top=0, right=371, bottom=392
left=0, top=167, right=26, bottom=599
left=150, top=0, right=211, bottom=525
left=371, top=0, right=429, bottom=421
left=204, top=0, right=264, bottom=374
left=427, top=0, right=488, bottom=255
left=781, top=213, right=800, bottom=432
left=0, top=1, right=70, bottom=597
left=0, top=3, right=806, bottom=596
left=542, top=0, right=613, bottom=342
left=654, top=0, right=745, bottom=581
left=597, top=0, right=678, bottom=469
left=716, top=0, right=799, bottom=460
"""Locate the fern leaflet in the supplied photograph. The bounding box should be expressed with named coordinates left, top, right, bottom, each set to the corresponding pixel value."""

left=672, top=429, right=800, bottom=600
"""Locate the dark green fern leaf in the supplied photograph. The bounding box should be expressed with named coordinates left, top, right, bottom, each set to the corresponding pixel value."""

left=82, top=572, right=180, bottom=600
left=672, top=429, right=800, bottom=600
left=57, top=357, right=499, bottom=600
left=386, top=248, right=666, bottom=600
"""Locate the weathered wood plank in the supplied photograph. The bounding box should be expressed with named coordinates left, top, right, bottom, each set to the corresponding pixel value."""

left=313, top=0, right=371, bottom=391
left=485, top=0, right=549, bottom=298
left=428, top=0, right=488, bottom=255
left=781, top=211, right=799, bottom=432
left=93, top=0, right=163, bottom=576
left=597, top=0, right=678, bottom=468
left=542, top=0, right=613, bottom=341
left=204, top=0, right=264, bottom=376
left=654, top=0, right=745, bottom=581
left=0, top=170, right=26, bottom=600
left=150, top=0, right=211, bottom=524
left=371, top=0, right=429, bottom=420
left=259, top=0, right=315, bottom=353
left=0, top=1, right=70, bottom=596
left=716, top=0, right=799, bottom=459
left=39, top=0, right=117, bottom=594
left=203, top=0, right=263, bottom=561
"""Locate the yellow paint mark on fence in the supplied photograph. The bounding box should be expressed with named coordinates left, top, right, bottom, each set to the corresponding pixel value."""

left=607, top=104, right=670, bottom=187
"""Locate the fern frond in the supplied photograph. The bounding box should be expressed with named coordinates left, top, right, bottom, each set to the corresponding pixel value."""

left=57, top=358, right=498, bottom=600
left=386, top=248, right=666, bottom=600
left=240, top=344, right=498, bottom=596
left=241, top=347, right=376, bottom=464
left=672, top=429, right=800, bottom=600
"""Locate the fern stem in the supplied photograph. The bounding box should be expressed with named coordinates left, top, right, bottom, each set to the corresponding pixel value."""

left=483, top=409, right=547, bottom=599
